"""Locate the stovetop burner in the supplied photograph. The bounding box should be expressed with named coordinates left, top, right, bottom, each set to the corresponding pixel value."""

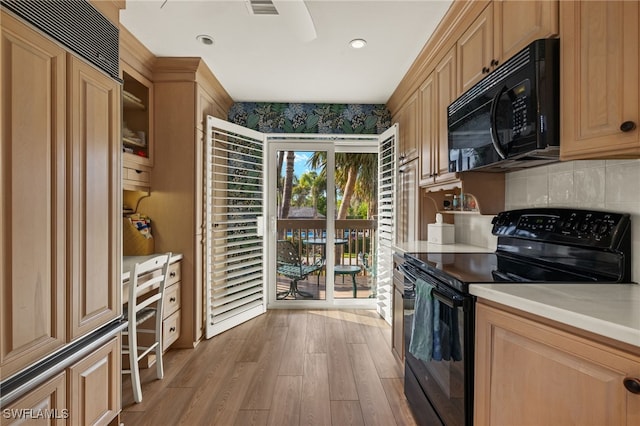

left=404, top=208, right=632, bottom=293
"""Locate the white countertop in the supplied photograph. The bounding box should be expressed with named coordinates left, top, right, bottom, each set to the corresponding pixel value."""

left=122, top=253, right=183, bottom=281
left=393, top=240, right=494, bottom=254
left=470, top=283, right=640, bottom=348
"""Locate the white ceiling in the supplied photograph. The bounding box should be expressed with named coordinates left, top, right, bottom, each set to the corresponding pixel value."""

left=120, top=0, right=452, bottom=104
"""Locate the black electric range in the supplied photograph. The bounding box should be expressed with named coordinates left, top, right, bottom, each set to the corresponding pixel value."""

left=401, top=208, right=632, bottom=426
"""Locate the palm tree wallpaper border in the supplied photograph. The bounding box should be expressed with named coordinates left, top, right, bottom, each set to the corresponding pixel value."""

left=228, top=103, right=391, bottom=134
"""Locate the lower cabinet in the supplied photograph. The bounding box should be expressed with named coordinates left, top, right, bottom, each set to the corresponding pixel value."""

left=2, top=336, right=120, bottom=426
left=475, top=301, right=640, bottom=425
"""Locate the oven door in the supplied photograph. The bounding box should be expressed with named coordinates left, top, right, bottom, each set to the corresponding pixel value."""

left=402, top=266, right=474, bottom=426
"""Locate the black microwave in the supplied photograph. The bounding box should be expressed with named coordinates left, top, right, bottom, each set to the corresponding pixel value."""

left=448, top=38, right=559, bottom=172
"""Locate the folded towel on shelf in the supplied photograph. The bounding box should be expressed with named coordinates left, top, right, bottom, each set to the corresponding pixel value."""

left=409, top=278, right=434, bottom=362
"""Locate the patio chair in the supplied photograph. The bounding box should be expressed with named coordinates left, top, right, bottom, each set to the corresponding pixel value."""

left=276, top=240, right=323, bottom=299
left=358, top=251, right=377, bottom=298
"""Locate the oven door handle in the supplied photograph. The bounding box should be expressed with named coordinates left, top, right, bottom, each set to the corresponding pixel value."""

left=432, top=288, right=463, bottom=308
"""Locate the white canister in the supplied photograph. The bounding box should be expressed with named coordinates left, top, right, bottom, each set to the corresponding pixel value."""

left=427, top=213, right=455, bottom=244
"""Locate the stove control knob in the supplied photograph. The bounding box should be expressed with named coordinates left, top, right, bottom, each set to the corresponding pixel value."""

left=598, top=223, right=610, bottom=236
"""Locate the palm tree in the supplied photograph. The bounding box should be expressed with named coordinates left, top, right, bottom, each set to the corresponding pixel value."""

left=310, top=152, right=377, bottom=220
left=280, top=151, right=295, bottom=218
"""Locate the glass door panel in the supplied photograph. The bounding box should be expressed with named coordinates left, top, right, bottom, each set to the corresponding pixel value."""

left=334, top=152, right=378, bottom=299
left=275, top=150, right=328, bottom=301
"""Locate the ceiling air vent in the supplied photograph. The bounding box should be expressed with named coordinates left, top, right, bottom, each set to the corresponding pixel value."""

left=246, top=0, right=279, bottom=15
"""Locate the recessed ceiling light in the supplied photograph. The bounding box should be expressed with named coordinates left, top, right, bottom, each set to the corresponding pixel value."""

left=349, top=38, right=367, bottom=49
left=196, top=34, right=215, bottom=46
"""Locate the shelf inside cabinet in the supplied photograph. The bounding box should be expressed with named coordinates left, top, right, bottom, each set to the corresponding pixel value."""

left=423, top=171, right=505, bottom=215
left=123, top=90, right=146, bottom=110
left=122, top=68, right=152, bottom=166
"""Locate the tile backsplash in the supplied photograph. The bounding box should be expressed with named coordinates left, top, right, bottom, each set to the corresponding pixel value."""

left=504, top=159, right=640, bottom=283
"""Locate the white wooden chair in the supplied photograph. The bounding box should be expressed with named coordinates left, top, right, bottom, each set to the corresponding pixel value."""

left=122, top=253, right=171, bottom=403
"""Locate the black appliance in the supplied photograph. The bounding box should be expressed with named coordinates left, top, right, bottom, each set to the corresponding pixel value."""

left=448, top=38, right=559, bottom=172
left=401, top=208, right=632, bottom=426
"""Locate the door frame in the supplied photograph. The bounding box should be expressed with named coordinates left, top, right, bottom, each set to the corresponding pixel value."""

left=266, top=137, right=380, bottom=309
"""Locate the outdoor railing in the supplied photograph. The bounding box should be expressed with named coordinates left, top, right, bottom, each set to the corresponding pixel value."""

left=276, top=218, right=377, bottom=272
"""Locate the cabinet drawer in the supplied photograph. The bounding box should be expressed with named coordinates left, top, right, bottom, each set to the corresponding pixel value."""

left=164, top=282, right=181, bottom=318
left=124, top=167, right=149, bottom=183
left=167, top=261, right=181, bottom=285
left=163, top=310, right=180, bottom=351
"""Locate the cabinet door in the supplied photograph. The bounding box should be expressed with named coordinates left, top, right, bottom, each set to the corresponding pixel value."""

left=122, top=64, right=153, bottom=169
left=396, top=93, right=419, bottom=163
left=560, top=1, right=639, bottom=159
left=68, top=56, right=121, bottom=339
left=0, top=11, right=67, bottom=378
left=434, top=46, right=458, bottom=184
left=494, top=0, right=558, bottom=63
left=458, top=3, right=494, bottom=94
left=68, top=336, right=120, bottom=426
left=419, top=72, right=436, bottom=184
left=475, top=302, right=640, bottom=426
left=1, top=373, right=67, bottom=425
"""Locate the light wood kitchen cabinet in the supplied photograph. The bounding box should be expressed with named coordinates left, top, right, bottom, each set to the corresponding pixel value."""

left=433, top=45, right=458, bottom=185
left=391, top=253, right=406, bottom=362
left=68, top=336, right=120, bottom=426
left=494, top=0, right=558, bottom=63
left=560, top=0, right=640, bottom=159
left=0, top=10, right=67, bottom=379
left=458, top=3, right=494, bottom=94
left=67, top=55, right=121, bottom=340
left=1, top=373, right=67, bottom=425
left=418, top=45, right=458, bottom=188
left=120, top=26, right=157, bottom=192
left=395, top=92, right=419, bottom=164
left=458, top=1, right=559, bottom=97
left=139, top=58, right=232, bottom=347
left=475, top=301, right=640, bottom=426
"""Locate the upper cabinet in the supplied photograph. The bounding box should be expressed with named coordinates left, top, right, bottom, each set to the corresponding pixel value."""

left=459, top=1, right=559, bottom=94
left=395, top=92, right=419, bottom=164
left=560, top=0, right=640, bottom=159
left=458, top=3, right=495, bottom=94
left=122, top=67, right=153, bottom=167
left=120, top=26, right=156, bottom=191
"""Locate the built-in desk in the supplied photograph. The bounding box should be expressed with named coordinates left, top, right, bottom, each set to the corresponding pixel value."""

left=122, top=254, right=183, bottom=352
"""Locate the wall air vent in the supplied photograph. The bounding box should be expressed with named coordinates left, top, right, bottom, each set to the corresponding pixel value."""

left=1, top=0, right=120, bottom=82
left=246, top=0, right=279, bottom=15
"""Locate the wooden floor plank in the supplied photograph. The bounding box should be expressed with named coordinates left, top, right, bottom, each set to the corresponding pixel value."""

left=241, top=327, right=288, bottom=410
left=331, top=400, right=365, bottom=426
left=121, top=309, right=418, bottom=426
left=348, top=343, right=398, bottom=426
left=267, top=375, right=303, bottom=426
left=338, top=310, right=368, bottom=344
left=234, top=409, right=270, bottom=426
left=380, top=378, right=418, bottom=426
left=279, top=310, right=308, bottom=376
left=305, top=310, right=327, bottom=354
left=179, top=361, right=258, bottom=425
left=325, top=315, right=359, bottom=401
left=300, top=353, right=331, bottom=426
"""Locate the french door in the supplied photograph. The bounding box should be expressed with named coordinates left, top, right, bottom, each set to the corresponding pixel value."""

left=204, top=117, right=397, bottom=336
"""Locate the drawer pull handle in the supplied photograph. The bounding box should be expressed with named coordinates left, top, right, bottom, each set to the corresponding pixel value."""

left=170, top=272, right=176, bottom=278
left=135, top=169, right=143, bottom=174
left=620, top=121, right=636, bottom=132
left=169, top=327, right=176, bottom=333
left=623, top=377, right=640, bottom=394
left=169, top=297, right=176, bottom=302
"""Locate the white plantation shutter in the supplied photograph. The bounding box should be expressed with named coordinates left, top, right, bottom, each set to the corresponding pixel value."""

left=204, top=117, right=266, bottom=338
left=376, top=124, right=397, bottom=324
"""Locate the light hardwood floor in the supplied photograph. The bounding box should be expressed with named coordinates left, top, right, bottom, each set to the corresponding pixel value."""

left=121, top=309, right=417, bottom=425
